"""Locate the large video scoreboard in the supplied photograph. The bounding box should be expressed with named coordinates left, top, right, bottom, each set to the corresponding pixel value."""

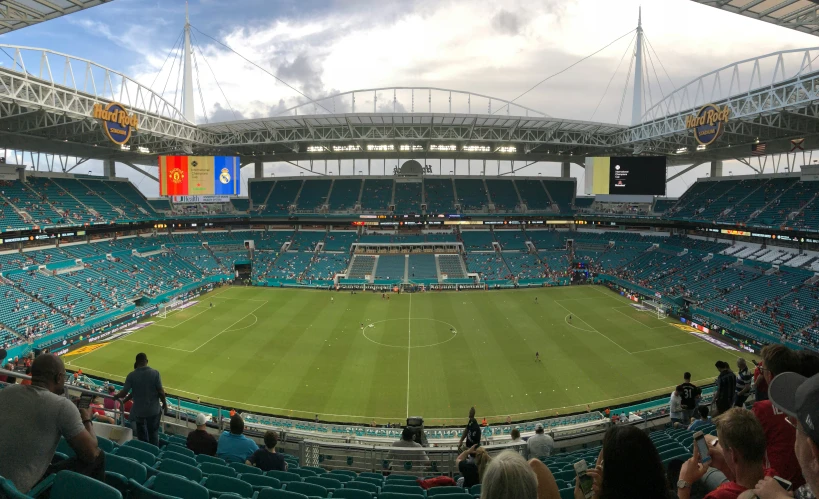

left=159, top=156, right=240, bottom=196
left=584, top=156, right=667, bottom=195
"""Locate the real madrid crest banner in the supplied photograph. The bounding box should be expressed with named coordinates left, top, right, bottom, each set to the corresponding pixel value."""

left=158, top=156, right=240, bottom=196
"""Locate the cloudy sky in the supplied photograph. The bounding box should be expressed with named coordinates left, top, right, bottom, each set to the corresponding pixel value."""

left=1, top=0, right=816, bottom=197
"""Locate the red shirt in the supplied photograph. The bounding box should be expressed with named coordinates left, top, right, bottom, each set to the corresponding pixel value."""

left=753, top=365, right=768, bottom=396
left=705, top=468, right=777, bottom=499
left=752, top=401, right=804, bottom=488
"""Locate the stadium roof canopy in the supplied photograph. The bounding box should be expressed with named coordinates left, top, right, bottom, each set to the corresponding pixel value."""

left=0, top=0, right=112, bottom=35
left=691, top=0, right=819, bottom=37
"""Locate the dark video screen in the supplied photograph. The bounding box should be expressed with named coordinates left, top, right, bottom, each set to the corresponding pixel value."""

left=608, top=156, right=666, bottom=195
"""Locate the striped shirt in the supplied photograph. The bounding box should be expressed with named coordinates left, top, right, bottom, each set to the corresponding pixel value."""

left=736, top=367, right=752, bottom=395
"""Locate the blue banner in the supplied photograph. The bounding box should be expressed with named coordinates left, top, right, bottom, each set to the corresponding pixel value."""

left=213, top=156, right=240, bottom=195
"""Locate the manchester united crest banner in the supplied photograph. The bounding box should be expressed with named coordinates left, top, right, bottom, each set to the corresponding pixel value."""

left=158, top=156, right=240, bottom=196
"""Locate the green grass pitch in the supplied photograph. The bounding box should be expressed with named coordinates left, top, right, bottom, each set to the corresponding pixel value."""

left=64, top=285, right=743, bottom=425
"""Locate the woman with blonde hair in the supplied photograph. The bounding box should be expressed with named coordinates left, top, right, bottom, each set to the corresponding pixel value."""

left=480, top=450, right=538, bottom=499
left=456, top=444, right=493, bottom=489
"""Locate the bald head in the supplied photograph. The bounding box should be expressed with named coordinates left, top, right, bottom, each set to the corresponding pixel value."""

left=31, top=354, right=65, bottom=394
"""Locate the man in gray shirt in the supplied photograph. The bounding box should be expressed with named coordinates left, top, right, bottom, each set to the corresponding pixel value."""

left=389, top=427, right=428, bottom=476
left=116, top=353, right=167, bottom=446
left=0, top=354, right=101, bottom=493
left=527, top=423, right=555, bottom=460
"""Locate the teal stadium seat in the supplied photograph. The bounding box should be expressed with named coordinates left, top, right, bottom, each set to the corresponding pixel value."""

left=230, top=462, right=263, bottom=476
left=304, top=475, right=341, bottom=491
left=427, top=486, right=466, bottom=496
left=165, top=444, right=195, bottom=458
left=240, top=473, right=282, bottom=492
left=382, top=484, right=425, bottom=495
left=345, top=481, right=379, bottom=494
left=289, top=468, right=317, bottom=479
left=155, top=459, right=203, bottom=482
left=201, top=474, right=255, bottom=498
left=378, top=493, right=425, bottom=499
left=331, top=488, right=373, bottom=499
left=161, top=450, right=199, bottom=467
left=258, top=489, right=309, bottom=499
left=286, top=481, right=328, bottom=498
left=124, top=439, right=162, bottom=457
left=97, top=436, right=117, bottom=453
left=114, top=445, right=158, bottom=467
left=469, top=484, right=481, bottom=496
left=128, top=479, right=178, bottom=499
left=199, top=462, right=238, bottom=478
left=105, top=452, right=148, bottom=496
left=300, top=466, right=326, bottom=475
left=50, top=470, right=122, bottom=499
left=266, top=470, right=303, bottom=484
left=144, top=471, right=209, bottom=499
left=197, top=454, right=227, bottom=466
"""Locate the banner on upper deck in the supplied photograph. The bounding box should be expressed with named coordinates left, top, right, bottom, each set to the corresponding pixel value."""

left=158, top=156, right=240, bottom=196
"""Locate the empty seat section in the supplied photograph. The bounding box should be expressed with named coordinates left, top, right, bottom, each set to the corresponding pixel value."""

left=393, top=181, right=422, bottom=213
left=494, top=230, right=526, bottom=250
left=374, top=255, right=405, bottom=281
left=324, top=232, right=358, bottom=251
left=360, top=179, right=393, bottom=212
left=261, top=180, right=303, bottom=215
left=542, top=180, right=575, bottom=214
left=328, top=179, right=362, bottom=211
left=424, top=178, right=455, bottom=213
left=516, top=179, right=551, bottom=211
left=295, top=179, right=332, bottom=211
left=347, top=255, right=377, bottom=279
left=455, top=179, right=488, bottom=211
left=437, top=254, right=467, bottom=279
left=460, top=231, right=495, bottom=250
left=407, top=254, right=436, bottom=279
left=485, top=179, right=520, bottom=212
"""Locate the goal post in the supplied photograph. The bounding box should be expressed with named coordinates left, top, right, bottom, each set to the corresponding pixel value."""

left=642, top=299, right=667, bottom=320
left=158, top=299, right=181, bottom=319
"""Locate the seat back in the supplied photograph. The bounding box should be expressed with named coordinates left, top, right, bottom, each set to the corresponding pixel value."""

left=202, top=475, right=255, bottom=497
left=470, top=484, right=482, bottom=496
left=115, top=445, right=157, bottom=466
left=300, top=466, right=326, bottom=475
left=346, top=481, right=379, bottom=494
left=165, top=443, right=195, bottom=458
left=123, top=439, right=161, bottom=457
left=229, top=462, right=263, bottom=476
left=286, top=481, right=327, bottom=498
left=266, top=470, right=302, bottom=484
left=105, top=452, right=148, bottom=483
left=289, top=467, right=316, bottom=478
left=156, top=459, right=202, bottom=482
left=160, top=450, right=198, bottom=467
left=353, top=477, right=383, bottom=488
left=382, top=484, right=425, bottom=496
left=97, top=436, right=116, bottom=453
left=330, top=488, right=373, bottom=499
left=257, top=489, right=309, bottom=499
left=304, top=475, right=342, bottom=491
left=150, top=471, right=210, bottom=499
left=240, top=473, right=282, bottom=490
left=199, top=462, right=238, bottom=477
left=50, top=470, right=122, bottom=499
left=128, top=479, right=176, bottom=499
left=378, top=493, right=425, bottom=499
left=168, top=435, right=188, bottom=447
left=196, top=453, right=226, bottom=466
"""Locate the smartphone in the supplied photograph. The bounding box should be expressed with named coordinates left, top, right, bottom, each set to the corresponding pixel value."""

left=773, top=476, right=792, bottom=491
left=573, top=460, right=594, bottom=499
left=694, top=431, right=712, bottom=464
left=77, top=393, right=93, bottom=409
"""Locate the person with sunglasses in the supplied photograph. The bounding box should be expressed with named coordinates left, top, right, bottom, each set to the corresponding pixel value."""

left=0, top=354, right=102, bottom=493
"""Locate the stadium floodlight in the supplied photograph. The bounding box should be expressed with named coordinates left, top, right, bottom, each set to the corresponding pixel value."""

left=463, top=145, right=490, bottom=153
left=367, top=144, right=394, bottom=152
left=332, top=145, right=361, bottom=152
left=497, top=146, right=517, bottom=153
left=430, top=145, right=457, bottom=152
left=137, top=146, right=150, bottom=154
left=400, top=145, right=424, bottom=152
left=675, top=147, right=687, bottom=154
left=307, top=146, right=325, bottom=153
left=696, top=144, right=706, bottom=151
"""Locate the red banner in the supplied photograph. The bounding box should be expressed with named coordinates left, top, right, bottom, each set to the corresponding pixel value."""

left=159, top=156, right=189, bottom=196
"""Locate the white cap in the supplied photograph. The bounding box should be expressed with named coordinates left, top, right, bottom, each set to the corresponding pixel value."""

left=535, top=423, right=544, bottom=431
left=196, top=413, right=208, bottom=426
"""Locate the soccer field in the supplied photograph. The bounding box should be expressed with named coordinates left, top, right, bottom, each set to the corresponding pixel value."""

left=64, top=285, right=744, bottom=425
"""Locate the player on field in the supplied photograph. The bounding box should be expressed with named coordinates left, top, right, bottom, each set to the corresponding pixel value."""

left=535, top=297, right=538, bottom=304
left=535, top=352, right=540, bottom=362
left=569, top=314, right=572, bottom=323
left=360, top=322, right=364, bottom=330
left=331, top=297, right=334, bottom=303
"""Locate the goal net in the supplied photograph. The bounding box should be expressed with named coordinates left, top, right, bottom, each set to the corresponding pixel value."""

left=642, top=299, right=667, bottom=320
left=158, top=299, right=181, bottom=319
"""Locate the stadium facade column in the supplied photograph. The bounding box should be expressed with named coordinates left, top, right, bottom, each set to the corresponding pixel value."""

left=254, top=160, right=263, bottom=179
left=561, top=161, right=571, bottom=178
left=710, top=160, right=723, bottom=178
left=103, top=159, right=116, bottom=178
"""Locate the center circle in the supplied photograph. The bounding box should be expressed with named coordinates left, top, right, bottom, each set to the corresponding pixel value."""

left=362, top=318, right=458, bottom=348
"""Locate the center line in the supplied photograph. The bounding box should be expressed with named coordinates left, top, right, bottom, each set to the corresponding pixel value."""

left=407, top=292, right=412, bottom=418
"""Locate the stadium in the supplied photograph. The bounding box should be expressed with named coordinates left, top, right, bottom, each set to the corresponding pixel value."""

left=2, top=1, right=819, bottom=498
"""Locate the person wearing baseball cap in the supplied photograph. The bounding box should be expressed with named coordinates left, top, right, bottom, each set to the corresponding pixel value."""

left=527, top=423, right=554, bottom=461
left=186, top=412, right=217, bottom=456
left=749, top=372, right=819, bottom=499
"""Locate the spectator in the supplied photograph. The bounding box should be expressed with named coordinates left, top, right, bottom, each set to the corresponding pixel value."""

left=510, top=428, right=523, bottom=443
left=797, top=350, right=819, bottom=378
left=678, top=408, right=771, bottom=499
left=102, top=385, right=119, bottom=412
left=114, top=353, right=167, bottom=446
left=456, top=444, right=492, bottom=489
left=752, top=344, right=804, bottom=488
left=19, top=366, right=31, bottom=386
left=246, top=430, right=287, bottom=472
left=671, top=385, right=685, bottom=425
left=390, top=427, right=428, bottom=472
left=753, top=360, right=768, bottom=402
left=480, top=450, right=537, bottom=499
left=714, top=361, right=737, bottom=415
left=187, top=413, right=217, bottom=456
left=681, top=372, right=702, bottom=422
left=217, top=414, right=259, bottom=464
left=458, top=406, right=482, bottom=450
left=688, top=406, right=713, bottom=432
left=0, top=354, right=102, bottom=493
left=753, top=371, right=819, bottom=499
left=735, top=358, right=752, bottom=408
left=574, top=425, right=668, bottom=499
left=527, top=423, right=555, bottom=460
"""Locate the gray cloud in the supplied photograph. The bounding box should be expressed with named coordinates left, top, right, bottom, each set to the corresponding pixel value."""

left=276, top=54, right=325, bottom=100
left=491, top=9, right=524, bottom=36
left=206, top=102, right=245, bottom=123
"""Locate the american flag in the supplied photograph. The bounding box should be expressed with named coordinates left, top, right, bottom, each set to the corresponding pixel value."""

left=751, top=143, right=767, bottom=156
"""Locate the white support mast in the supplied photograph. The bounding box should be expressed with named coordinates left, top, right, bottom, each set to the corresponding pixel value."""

left=182, top=2, right=195, bottom=123
left=630, top=7, right=644, bottom=126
